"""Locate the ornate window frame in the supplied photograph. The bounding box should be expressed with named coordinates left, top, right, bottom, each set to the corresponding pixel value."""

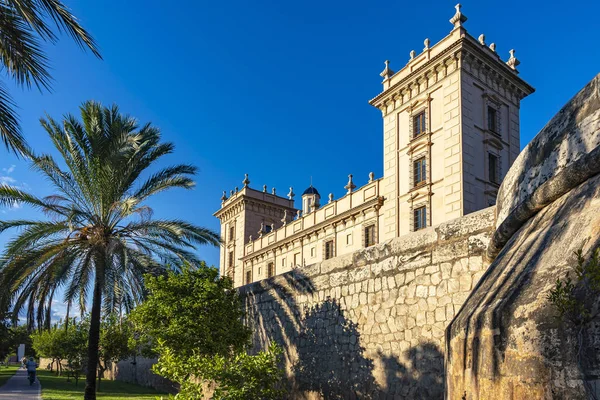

left=409, top=106, right=429, bottom=140
left=410, top=150, right=430, bottom=189
left=324, top=239, right=336, bottom=260
left=487, top=151, right=501, bottom=185
left=363, top=221, right=378, bottom=248
left=484, top=97, right=502, bottom=136
left=411, top=201, right=430, bottom=232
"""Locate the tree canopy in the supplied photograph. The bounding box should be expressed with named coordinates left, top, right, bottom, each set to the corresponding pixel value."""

left=0, top=0, right=101, bottom=155
left=131, top=262, right=251, bottom=358
left=0, top=101, right=220, bottom=399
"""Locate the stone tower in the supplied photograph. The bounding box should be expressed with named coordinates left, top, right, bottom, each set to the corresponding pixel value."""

left=369, top=4, right=535, bottom=241
left=213, top=176, right=297, bottom=284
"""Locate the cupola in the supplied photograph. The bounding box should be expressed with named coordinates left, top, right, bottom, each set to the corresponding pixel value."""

left=302, top=185, right=320, bottom=214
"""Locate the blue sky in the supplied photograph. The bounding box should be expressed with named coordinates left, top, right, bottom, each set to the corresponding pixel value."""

left=0, top=0, right=599, bottom=311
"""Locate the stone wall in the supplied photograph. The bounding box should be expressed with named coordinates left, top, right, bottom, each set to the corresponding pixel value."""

left=106, top=356, right=175, bottom=394
left=241, top=207, right=495, bottom=399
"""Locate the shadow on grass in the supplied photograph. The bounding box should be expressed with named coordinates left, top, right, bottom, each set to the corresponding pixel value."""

left=38, top=370, right=166, bottom=399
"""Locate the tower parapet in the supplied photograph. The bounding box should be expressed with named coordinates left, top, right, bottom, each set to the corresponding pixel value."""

left=214, top=174, right=297, bottom=283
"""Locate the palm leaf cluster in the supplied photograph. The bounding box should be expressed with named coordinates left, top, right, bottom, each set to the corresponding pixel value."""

left=0, top=101, right=220, bottom=330
left=0, top=0, right=100, bottom=155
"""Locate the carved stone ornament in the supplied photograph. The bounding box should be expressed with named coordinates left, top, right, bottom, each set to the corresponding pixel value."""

left=242, top=173, right=250, bottom=187
left=344, top=174, right=357, bottom=193
left=271, top=187, right=276, bottom=195
left=490, top=43, right=496, bottom=52
left=506, top=49, right=520, bottom=72
left=369, top=172, right=375, bottom=182
left=449, top=4, right=467, bottom=29
left=478, top=34, right=485, bottom=45
left=410, top=50, right=416, bottom=60
left=423, top=38, right=430, bottom=51
left=379, top=60, right=394, bottom=81
left=263, top=184, right=267, bottom=193
left=221, top=190, right=228, bottom=202
left=287, top=187, right=295, bottom=200
left=328, top=193, right=334, bottom=203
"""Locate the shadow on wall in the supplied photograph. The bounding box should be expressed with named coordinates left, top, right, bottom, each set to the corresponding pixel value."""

left=245, top=270, right=444, bottom=399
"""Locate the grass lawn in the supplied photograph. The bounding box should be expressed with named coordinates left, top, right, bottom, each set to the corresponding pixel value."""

left=0, top=365, right=19, bottom=387
left=38, top=370, right=167, bottom=399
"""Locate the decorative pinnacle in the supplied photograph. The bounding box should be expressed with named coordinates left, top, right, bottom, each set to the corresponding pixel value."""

left=242, top=173, right=250, bottom=187
left=287, top=187, right=295, bottom=200
left=409, top=50, right=416, bottom=60
left=478, top=34, right=485, bottom=45
left=423, top=38, right=430, bottom=51
left=379, top=60, right=394, bottom=81
left=506, top=49, right=520, bottom=72
left=344, top=174, right=356, bottom=193
left=262, top=184, right=267, bottom=193
left=490, top=43, right=496, bottom=52
left=328, top=193, right=334, bottom=204
left=271, top=187, right=276, bottom=195
left=221, top=190, right=228, bottom=202
left=449, top=4, right=467, bottom=29
left=281, top=210, right=288, bottom=226
left=258, top=222, right=264, bottom=237
left=229, top=189, right=234, bottom=197
left=369, top=172, right=375, bottom=183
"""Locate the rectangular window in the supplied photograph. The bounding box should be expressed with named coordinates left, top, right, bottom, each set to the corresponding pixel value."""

left=281, top=258, right=285, bottom=267
left=365, top=225, right=376, bottom=247
left=325, top=240, right=335, bottom=260
left=413, top=157, right=427, bottom=186
left=489, top=153, right=499, bottom=184
left=245, top=270, right=252, bottom=285
left=487, top=106, right=497, bottom=132
left=414, top=206, right=427, bottom=231
left=413, top=111, right=426, bottom=138
left=294, top=253, right=300, bottom=266
left=228, top=251, right=234, bottom=268
left=229, top=225, right=235, bottom=241
left=264, top=224, right=272, bottom=234
left=267, top=262, right=275, bottom=278
left=310, top=247, right=316, bottom=257
left=346, top=233, right=352, bottom=245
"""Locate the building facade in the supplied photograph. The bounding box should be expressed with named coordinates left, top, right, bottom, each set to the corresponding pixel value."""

left=214, top=4, right=534, bottom=288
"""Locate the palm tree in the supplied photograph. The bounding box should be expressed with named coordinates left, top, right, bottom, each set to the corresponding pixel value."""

left=0, top=0, right=101, bottom=155
left=0, top=101, right=220, bottom=399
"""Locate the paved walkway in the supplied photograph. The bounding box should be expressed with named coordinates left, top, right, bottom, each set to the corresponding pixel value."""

left=0, top=368, right=41, bottom=399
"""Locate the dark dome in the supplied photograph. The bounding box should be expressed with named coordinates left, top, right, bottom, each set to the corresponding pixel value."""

left=302, top=185, right=320, bottom=196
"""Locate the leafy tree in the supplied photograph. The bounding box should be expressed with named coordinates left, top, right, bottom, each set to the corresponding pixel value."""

left=98, top=314, right=134, bottom=382
left=155, top=342, right=283, bottom=400
left=132, top=264, right=283, bottom=399
left=31, top=318, right=87, bottom=375
left=0, top=101, right=220, bottom=399
left=0, top=0, right=101, bottom=155
left=131, top=263, right=251, bottom=357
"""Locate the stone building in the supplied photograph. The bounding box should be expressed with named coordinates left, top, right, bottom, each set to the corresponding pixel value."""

left=215, top=4, right=534, bottom=288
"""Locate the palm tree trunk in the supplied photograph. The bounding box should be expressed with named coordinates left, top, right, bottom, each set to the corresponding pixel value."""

left=84, top=261, right=105, bottom=400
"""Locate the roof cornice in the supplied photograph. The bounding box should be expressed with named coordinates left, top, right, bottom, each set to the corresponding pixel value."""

left=369, top=36, right=534, bottom=110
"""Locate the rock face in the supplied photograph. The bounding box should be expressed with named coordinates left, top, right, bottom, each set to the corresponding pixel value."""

left=241, top=208, right=495, bottom=399
left=488, top=73, right=600, bottom=260
left=447, top=73, right=600, bottom=399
